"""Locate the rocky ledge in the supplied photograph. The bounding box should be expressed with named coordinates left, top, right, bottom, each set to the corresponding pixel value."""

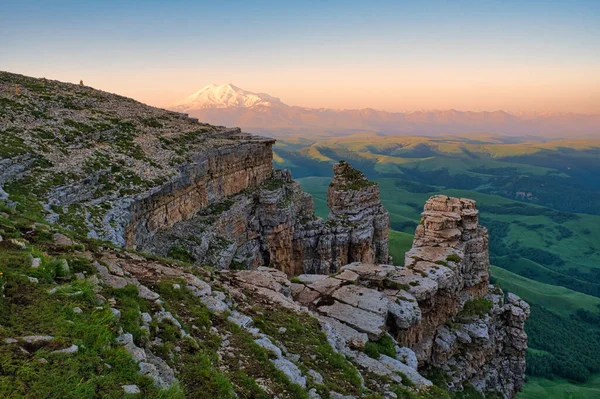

left=80, top=194, right=528, bottom=398
left=0, top=183, right=528, bottom=398
left=143, top=161, right=390, bottom=275
left=0, top=72, right=528, bottom=398
left=0, top=71, right=274, bottom=247
left=224, top=195, right=530, bottom=398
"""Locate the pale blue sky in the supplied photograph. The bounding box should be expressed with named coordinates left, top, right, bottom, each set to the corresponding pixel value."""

left=1, top=1, right=599, bottom=112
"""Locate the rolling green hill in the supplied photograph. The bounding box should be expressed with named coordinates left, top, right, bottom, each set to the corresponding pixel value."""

left=520, top=374, right=600, bottom=399
left=286, top=134, right=600, bottom=396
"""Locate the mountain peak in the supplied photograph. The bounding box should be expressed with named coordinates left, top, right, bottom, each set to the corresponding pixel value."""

left=173, top=83, right=283, bottom=111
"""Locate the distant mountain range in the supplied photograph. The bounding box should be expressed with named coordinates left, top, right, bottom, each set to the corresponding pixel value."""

left=171, top=84, right=600, bottom=137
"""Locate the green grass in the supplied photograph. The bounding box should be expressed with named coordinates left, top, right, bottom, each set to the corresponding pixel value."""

left=457, top=298, right=493, bottom=318
left=519, top=374, right=600, bottom=399
left=389, top=230, right=414, bottom=266
left=251, top=305, right=363, bottom=396
left=362, top=335, right=397, bottom=359
left=0, top=247, right=174, bottom=398
left=491, top=266, right=600, bottom=317
left=296, top=176, right=331, bottom=218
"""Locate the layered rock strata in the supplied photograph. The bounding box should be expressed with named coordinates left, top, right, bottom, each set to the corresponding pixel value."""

left=144, top=162, right=390, bottom=275
left=0, top=72, right=276, bottom=248
left=124, top=133, right=274, bottom=248
left=1, top=72, right=528, bottom=398
left=267, top=195, right=529, bottom=398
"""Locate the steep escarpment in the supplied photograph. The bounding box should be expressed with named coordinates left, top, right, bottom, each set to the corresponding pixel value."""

left=0, top=71, right=274, bottom=248
left=1, top=72, right=528, bottom=399
left=124, top=135, right=273, bottom=248
left=285, top=195, right=529, bottom=398
left=0, top=194, right=528, bottom=398
left=143, top=161, right=390, bottom=275
left=0, top=72, right=387, bottom=274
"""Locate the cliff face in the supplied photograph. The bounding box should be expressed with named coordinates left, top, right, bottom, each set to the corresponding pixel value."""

left=141, top=188, right=528, bottom=397
left=0, top=72, right=278, bottom=248
left=325, top=161, right=390, bottom=268
left=0, top=72, right=528, bottom=398
left=274, top=195, right=529, bottom=398
left=404, top=196, right=529, bottom=395
left=124, top=134, right=274, bottom=248
left=143, top=162, right=390, bottom=276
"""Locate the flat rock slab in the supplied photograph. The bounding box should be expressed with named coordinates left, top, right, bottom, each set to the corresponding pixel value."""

left=235, top=268, right=290, bottom=293
left=378, top=354, right=432, bottom=387
left=388, top=299, right=421, bottom=329
left=413, top=261, right=457, bottom=291
left=53, top=344, right=79, bottom=354
left=388, top=270, right=438, bottom=302
left=319, top=315, right=368, bottom=349
left=318, top=300, right=385, bottom=339
left=293, top=286, right=321, bottom=305
left=334, top=269, right=359, bottom=282
left=404, top=246, right=457, bottom=265
left=297, top=274, right=329, bottom=284
left=306, top=277, right=345, bottom=295
left=342, top=262, right=396, bottom=278
left=332, top=285, right=388, bottom=315
left=122, top=385, right=141, bottom=394
left=19, top=335, right=54, bottom=344
left=271, top=358, right=306, bottom=388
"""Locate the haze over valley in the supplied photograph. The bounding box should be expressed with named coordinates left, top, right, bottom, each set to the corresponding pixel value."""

left=172, top=83, right=600, bottom=137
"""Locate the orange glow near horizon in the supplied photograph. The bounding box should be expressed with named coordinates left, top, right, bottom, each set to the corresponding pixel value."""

left=15, top=63, right=597, bottom=115
left=3, top=2, right=598, bottom=115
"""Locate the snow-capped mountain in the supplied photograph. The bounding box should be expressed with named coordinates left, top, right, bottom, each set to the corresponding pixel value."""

left=172, top=83, right=283, bottom=111
left=171, top=84, right=600, bottom=137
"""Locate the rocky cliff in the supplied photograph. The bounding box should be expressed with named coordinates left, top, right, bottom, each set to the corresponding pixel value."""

left=0, top=71, right=274, bottom=248
left=284, top=195, right=529, bottom=397
left=1, top=72, right=387, bottom=275
left=0, top=72, right=528, bottom=399
left=0, top=194, right=528, bottom=398
left=142, top=161, right=390, bottom=276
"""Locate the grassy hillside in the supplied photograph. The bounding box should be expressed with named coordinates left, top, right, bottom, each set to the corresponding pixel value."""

left=388, top=230, right=414, bottom=266
left=491, top=266, right=600, bottom=318
left=520, top=374, right=600, bottom=399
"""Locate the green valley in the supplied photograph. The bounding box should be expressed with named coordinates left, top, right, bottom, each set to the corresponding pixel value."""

left=279, top=133, right=600, bottom=397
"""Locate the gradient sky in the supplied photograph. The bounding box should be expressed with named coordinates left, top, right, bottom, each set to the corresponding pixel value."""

left=1, top=0, right=599, bottom=113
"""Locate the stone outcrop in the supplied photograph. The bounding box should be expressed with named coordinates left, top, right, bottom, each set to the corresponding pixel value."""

left=124, top=133, right=274, bottom=248
left=143, top=162, right=390, bottom=276
left=310, top=161, right=390, bottom=273
left=229, top=195, right=528, bottom=398
left=0, top=72, right=528, bottom=398
left=0, top=71, right=275, bottom=248
left=398, top=195, right=490, bottom=359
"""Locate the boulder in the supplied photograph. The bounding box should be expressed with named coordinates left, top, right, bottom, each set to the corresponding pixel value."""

left=318, top=301, right=386, bottom=339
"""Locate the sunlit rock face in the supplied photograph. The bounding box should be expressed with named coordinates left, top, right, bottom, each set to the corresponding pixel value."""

left=399, top=195, right=527, bottom=398
left=142, top=161, right=390, bottom=276
left=226, top=194, right=528, bottom=399
left=125, top=136, right=275, bottom=248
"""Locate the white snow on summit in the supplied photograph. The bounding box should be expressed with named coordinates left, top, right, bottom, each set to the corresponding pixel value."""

left=173, top=83, right=283, bottom=111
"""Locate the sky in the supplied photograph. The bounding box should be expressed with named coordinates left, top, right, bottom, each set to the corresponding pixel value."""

left=1, top=0, right=599, bottom=114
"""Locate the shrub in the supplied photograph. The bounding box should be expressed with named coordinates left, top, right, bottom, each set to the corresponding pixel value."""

left=362, top=335, right=396, bottom=359
left=167, top=245, right=193, bottom=263
left=458, top=298, right=493, bottom=318
left=446, top=254, right=461, bottom=263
